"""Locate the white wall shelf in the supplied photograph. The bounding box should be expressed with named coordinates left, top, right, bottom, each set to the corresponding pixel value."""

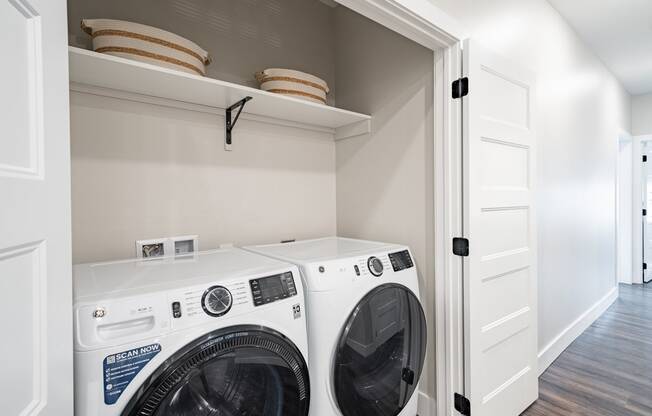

left=68, top=47, right=372, bottom=138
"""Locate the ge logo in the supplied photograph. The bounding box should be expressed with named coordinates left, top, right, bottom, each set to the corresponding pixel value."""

left=93, top=307, right=106, bottom=318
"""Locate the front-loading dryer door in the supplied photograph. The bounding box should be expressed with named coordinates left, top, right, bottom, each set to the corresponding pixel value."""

left=333, top=284, right=426, bottom=416
left=121, top=325, right=309, bottom=416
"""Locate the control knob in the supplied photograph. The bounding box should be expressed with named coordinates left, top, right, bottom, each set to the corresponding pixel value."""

left=202, top=286, right=233, bottom=317
left=367, top=256, right=384, bottom=277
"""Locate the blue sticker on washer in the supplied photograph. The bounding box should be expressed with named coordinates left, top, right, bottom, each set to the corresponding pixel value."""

left=103, top=343, right=161, bottom=405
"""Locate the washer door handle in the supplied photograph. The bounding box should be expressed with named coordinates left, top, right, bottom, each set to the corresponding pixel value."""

left=401, top=367, right=415, bottom=385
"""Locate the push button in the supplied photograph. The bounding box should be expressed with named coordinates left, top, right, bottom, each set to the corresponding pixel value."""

left=172, top=301, right=182, bottom=318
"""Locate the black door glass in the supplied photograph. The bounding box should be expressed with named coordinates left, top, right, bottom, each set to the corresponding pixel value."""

left=334, top=284, right=426, bottom=416
left=122, top=325, right=310, bottom=416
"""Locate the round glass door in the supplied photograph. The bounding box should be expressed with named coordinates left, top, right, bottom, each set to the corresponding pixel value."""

left=122, top=325, right=310, bottom=416
left=333, top=284, right=426, bottom=416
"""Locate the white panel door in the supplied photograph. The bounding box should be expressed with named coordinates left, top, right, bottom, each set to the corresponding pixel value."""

left=462, top=40, right=538, bottom=416
left=643, top=148, right=652, bottom=283
left=0, top=0, right=73, bottom=414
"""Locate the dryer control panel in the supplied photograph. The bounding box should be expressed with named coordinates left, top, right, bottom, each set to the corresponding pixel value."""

left=388, top=250, right=414, bottom=272
left=355, top=255, right=391, bottom=278
left=303, top=246, right=417, bottom=292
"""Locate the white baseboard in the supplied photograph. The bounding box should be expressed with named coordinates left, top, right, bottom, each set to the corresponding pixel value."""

left=537, top=286, right=618, bottom=375
left=417, top=391, right=436, bottom=416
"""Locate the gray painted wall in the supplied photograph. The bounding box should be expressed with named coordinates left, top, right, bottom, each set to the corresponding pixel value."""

left=333, top=6, right=436, bottom=401
left=70, top=92, right=336, bottom=263
left=67, top=0, right=337, bottom=104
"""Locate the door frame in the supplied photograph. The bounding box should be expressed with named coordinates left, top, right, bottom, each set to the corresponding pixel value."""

left=334, top=1, right=466, bottom=414
left=632, top=135, right=652, bottom=284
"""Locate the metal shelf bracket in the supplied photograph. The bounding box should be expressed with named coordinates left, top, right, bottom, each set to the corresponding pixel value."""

left=225, top=96, right=253, bottom=151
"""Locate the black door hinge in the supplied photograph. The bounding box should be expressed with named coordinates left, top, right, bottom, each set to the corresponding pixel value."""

left=454, top=393, right=471, bottom=416
left=644, top=209, right=647, bottom=216
left=644, top=155, right=648, bottom=162
left=453, top=237, right=469, bottom=257
left=644, top=263, right=648, bottom=270
left=452, top=77, right=469, bottom=99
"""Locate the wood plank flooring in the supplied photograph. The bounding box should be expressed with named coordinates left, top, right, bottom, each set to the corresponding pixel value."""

left=522, top=284, right=652, bottom=416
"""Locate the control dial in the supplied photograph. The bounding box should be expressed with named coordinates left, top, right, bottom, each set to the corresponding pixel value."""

left=201, top=286, right=233, bottom=317
left=367, top=256, right=384, bottom=277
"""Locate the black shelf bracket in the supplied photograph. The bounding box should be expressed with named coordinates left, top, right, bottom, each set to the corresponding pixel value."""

left=225, top=96, right=252, bottom=151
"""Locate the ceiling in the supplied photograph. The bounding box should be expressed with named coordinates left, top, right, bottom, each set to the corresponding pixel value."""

left=548, top=0, right=652, bottom=96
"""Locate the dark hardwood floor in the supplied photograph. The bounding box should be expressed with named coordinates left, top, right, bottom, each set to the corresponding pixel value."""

left=522, top=284, right=652, bottom=416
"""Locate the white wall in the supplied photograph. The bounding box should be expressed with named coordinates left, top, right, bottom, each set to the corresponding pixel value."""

left=632, top=94, right=652, bottom=135
left=428, top=0, right=631, bottom=368
left=70, top=92, right=336, bottom=263
left=618, top=138, right=633, bottom=283
left=333, top=6, right=436, bottom=403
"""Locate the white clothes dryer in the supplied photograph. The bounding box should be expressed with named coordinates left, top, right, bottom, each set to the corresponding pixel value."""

left=73, top=248, right=310, bottom=416
left=245, top=237, right=427, bottom=416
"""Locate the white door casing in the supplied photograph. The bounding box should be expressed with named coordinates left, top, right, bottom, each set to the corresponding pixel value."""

left=0, top=0, right=73, bottom=414
left=462, top=40, right=538, bottom=415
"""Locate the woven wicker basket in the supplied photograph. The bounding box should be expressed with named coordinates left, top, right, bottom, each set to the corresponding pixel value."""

left=81, top=19, right=211, bottom=76
left=256, top=68, right=329, bottom=105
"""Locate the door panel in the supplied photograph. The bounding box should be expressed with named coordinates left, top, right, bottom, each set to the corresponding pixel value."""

left=463, top=39, right=538, bottom=416
left=0, top=243, right=46, bottom=415
left=479, top=139, right=529, bottom=189
left=0, top=0, right=42, bottom=176
left=477, top=67, right=529, bottom=129
left=0, top=0, right=72, bottom=414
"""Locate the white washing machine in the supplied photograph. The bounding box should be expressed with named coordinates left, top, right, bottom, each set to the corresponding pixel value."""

left=73, top=248, right=311, bottom=416
left=245, top=237, right=427, bottom=416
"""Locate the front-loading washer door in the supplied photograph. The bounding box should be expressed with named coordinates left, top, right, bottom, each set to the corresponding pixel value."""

left=121, top=325, right=309, bottom=416
left=333, top=284, right=426, bottom=416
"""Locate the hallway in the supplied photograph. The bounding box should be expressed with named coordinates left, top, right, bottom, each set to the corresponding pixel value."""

left=523, top=284, right=652, bottom=415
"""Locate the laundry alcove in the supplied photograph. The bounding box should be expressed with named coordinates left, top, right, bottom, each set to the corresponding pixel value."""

left=66, top=0, right=438, bottom=411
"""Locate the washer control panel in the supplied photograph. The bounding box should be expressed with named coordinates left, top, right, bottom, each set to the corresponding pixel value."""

left=250, top=271, right=297, bottom=306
